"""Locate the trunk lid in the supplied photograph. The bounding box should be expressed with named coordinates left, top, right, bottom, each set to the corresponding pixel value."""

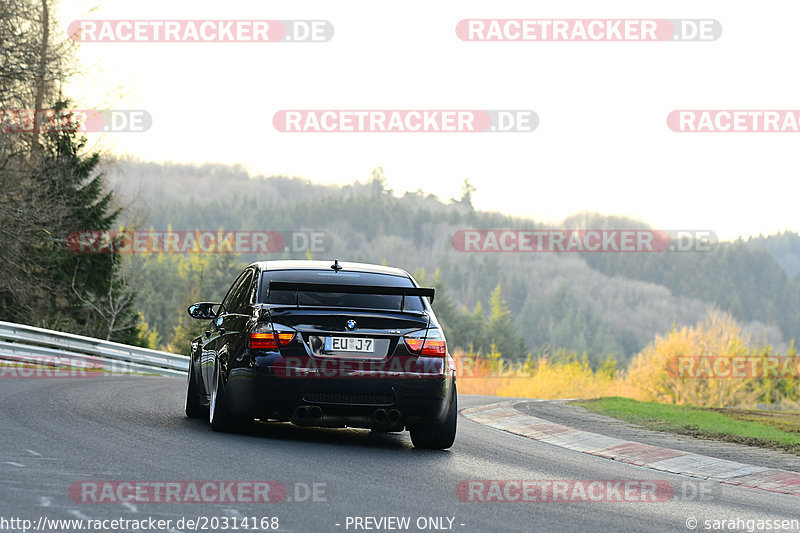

left=268, top=307, right=429, bottom=359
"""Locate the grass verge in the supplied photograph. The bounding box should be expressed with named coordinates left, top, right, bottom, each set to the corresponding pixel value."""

left=576, top=397, right=800, bottom=455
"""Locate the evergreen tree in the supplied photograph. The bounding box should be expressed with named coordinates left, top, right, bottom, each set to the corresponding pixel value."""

left=4, top=102, right=143, bottom=343
left=486, top=284, right=526, bottom=360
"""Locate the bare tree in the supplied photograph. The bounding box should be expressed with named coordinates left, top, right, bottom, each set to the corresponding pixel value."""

left=0, top=4, right=139, bottom=343
left=70, top=256, right=138, bottom=340
left=30, top=0, right=50, bottom=157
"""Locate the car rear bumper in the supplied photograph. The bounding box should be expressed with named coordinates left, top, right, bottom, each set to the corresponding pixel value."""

left=224, top=359, right=455, bottom=428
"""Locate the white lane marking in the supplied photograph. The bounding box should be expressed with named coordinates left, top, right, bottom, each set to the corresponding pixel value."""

left=122, top=502, right=139, bottom=513
left=5, top=461, right=25, bottom=467
left=68, top=510, right=91, bottom=520
left=26, top=449, right=42, bottom=456
left=40, top=496, right=51, bottom=507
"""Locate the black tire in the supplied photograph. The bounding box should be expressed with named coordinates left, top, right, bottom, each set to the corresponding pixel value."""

left=184, top=357, right=207, bottom=419
left=410, top=384, right=457, bottom=449
left=210, top=363, right=237, bottom=432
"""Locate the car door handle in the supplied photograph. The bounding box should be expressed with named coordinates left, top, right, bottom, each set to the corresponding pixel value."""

left=218, top=326, right=226, bottom=335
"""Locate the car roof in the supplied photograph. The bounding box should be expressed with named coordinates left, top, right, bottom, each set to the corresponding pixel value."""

left=249, top=260, right=412, bottom=279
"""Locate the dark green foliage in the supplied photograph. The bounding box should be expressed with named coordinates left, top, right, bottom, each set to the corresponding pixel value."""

left=0, top=102, right=142, bottom=344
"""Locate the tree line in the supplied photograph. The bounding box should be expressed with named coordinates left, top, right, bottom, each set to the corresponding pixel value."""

left=0, top=1, right=141, bottom=343
left=105, top=162, right=800, bottom=366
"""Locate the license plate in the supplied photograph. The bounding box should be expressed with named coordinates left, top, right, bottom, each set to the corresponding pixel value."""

left=325, top=337, right=374, bottom=353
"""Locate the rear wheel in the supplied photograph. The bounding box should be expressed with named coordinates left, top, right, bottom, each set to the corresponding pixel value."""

left=210, top=364, right=237, bottom=432
left=185, top=357, right=207, bottom=419
left=410, top=384, right=457, bottom=449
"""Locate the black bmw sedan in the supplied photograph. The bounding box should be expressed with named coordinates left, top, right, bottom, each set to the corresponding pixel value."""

left=184, top=260, right=457, bottom=449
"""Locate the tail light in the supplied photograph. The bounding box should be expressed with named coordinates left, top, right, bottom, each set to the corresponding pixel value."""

left=249, top=323, right=296, bottom=350
left=404, top=328, right=447, bottom=356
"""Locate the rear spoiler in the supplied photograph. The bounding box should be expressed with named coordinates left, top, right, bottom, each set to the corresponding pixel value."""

left=267, top=281, right=435, bottom=308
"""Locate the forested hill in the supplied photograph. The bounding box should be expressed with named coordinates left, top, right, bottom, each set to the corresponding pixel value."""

left=745, top=231, right=800, bottom=278
left=106, top=159, right=800, bottom=366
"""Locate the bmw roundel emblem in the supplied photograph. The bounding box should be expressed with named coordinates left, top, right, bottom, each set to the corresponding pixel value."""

left=346, top=319, right=357, bottom=330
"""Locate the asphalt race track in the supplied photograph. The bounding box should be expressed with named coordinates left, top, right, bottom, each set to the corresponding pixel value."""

left=1, top=376, right=798, bottom=532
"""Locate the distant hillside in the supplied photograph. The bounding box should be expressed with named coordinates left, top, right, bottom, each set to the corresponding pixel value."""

left=104, top=159, right=798, bottom=365
left=745, top=232, right=800, bottom=279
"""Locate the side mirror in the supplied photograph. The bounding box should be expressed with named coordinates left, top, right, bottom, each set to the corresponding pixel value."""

left=187, top=302, right=220, bottom=320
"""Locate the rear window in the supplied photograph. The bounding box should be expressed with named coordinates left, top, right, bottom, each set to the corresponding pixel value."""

left=258, top=270, right=425, bottom=311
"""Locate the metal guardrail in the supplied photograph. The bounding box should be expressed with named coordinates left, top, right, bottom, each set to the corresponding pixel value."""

left=0, top=321, right=188, bottom=377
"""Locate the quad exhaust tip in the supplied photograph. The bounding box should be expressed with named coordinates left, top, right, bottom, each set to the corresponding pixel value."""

left=295, top=405, right=323, bottom=421
left=373, top=408, right=402, bottom=425
left=295, top=405, right=399, bottom=426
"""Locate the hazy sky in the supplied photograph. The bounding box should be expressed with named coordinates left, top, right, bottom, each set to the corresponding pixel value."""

left=58, top=1, right=800, bottom=241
